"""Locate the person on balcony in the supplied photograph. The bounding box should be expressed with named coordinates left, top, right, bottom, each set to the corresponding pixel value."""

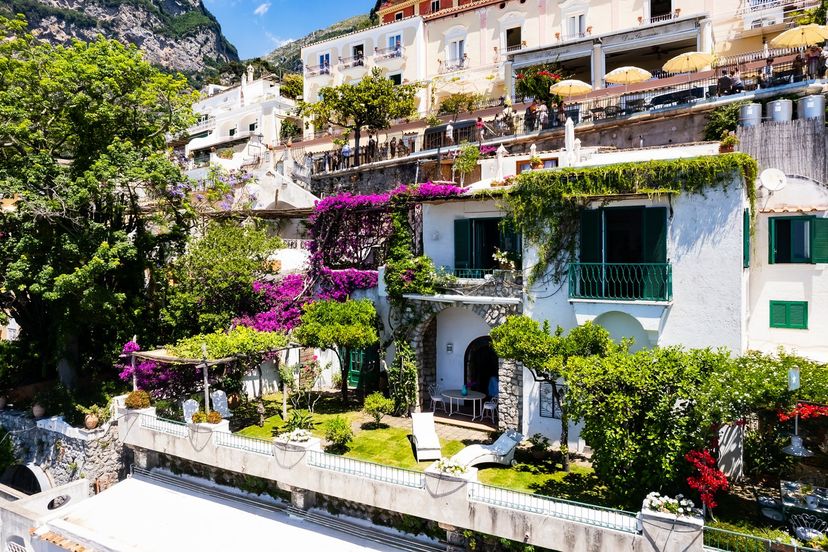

left=759, top=58, right=774, bottom=89
left=556, top=101, right=566, bottom=126
left=367, top=134, right=377, bottom=163
left=730, top=70, right=744, bottom=93
left=537, top=102, right=549, bottom=129
left=806, top=45, right=822, bottom=79
left=526, top=99, right=538, bottom=131
left=389, top=136, right=397, bottom=158
left=717, top=70, right=732, bottom=96
left=793, top=54, right=805, bottom=81
left=341, top=143, right=351, bottom=169
left=445, top=121, right=454, bottom=145
left=476, top=117, right=485, bottom=144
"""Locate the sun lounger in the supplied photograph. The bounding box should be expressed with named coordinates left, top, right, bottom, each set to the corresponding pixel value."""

left=450, top=429, right=524, bottom=468
left=411, top=412, right=442, bottom=462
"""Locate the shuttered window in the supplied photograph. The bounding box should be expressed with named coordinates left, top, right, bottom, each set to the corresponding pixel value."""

left=769, top=300, right=808, bottom=329
left=579, top=209, right=602, bottom=263
left=743, top=208, right=750, bottom=268
left=454, top=219, right=471, bottom=269
left=769, top=216, right=828, bottom=264
left=812, top=218, right=828, bottom=263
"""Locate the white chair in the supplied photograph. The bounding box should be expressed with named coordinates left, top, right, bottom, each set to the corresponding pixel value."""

left=411, top=412, right=442, bottom=462
left=428, top=384, right=446, bottom=413
left=482, top=399, right=497, bottom=422
left=790, top=514, right=827, bottom=543
left=450, top=429, right=524, bottom=468
left=182, top=399, right=199, bottom=424
left=210, top=390, right=233, bottom=419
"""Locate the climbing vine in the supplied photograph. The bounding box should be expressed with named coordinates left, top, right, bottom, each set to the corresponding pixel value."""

left=495, top=154, right=758, bottom=285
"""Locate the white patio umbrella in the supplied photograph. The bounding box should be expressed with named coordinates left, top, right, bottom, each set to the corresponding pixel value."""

left=605, top=66, right=653, bottom=87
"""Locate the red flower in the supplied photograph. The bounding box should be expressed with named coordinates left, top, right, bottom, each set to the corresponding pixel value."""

left=685, top=450, right=728, bottom=510
left=516, top=73, right=524, bottom=80
left=778, top=403, right=828, bottom=422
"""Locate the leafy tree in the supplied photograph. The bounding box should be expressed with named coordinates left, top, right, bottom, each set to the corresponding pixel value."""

left=0, top=16, right=197, bottom=382
left=363, top=391, right=394, bottom=426
left=453, top=143, right=480, bottom=186
left=438, top=92, right=483, bottom=120
left=280, top=73, right=304, bottom=100
left=387, top=340, right=418, bottom=415
left=293, top=299, right=379, bottom=400
left=703, top=100, right=750, bottom=141
left=514, top=64, right=564, bottom=106
left=297, top=67, right=420, bottom=167
left=162, top=222, right=283, bottom=339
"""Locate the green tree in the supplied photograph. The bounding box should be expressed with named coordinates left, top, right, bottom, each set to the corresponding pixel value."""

left=162, top=222, right=283, bottom=340
left=703, top=100, right=750, bottom=141
left=0, top=16, right=197, bottom=382
left=280, top=73, right=304, bottom=100
left=297, top=67, right=420, bottom=167
left=453, top=143, right=480, bottom=186
left=438, top=92, right=483, bottom=120
left=293, top=299, right=379, bottom=401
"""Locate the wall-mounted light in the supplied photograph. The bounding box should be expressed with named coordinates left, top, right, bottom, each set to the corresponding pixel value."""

left=446, top=343, right=453, bottom=353
left=432, top=231, right=440, bottom=241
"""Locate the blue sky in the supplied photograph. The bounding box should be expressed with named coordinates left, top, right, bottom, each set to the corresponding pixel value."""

left=204, top=0, right=377, bottom=60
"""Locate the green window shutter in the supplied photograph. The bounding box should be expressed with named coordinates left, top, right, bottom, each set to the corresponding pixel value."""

left=743, top=208, right=751, bottom=268
left=811, top=217, right=828, bottom=263
left=768, top=218, right=776, bottom=264
left=643, top=207, right=668, bottom=263
left=788, top=302, right=808, bottom=329
left=769, top=301, right=789, bottom=328
left=473, top=219, right=487, bottom=269
left=454, top=219, right=471, bottom=269
left=579, top=209, right=602, bottom=263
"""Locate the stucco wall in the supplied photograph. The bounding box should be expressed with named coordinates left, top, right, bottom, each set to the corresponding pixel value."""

left=748, top=178, right=828, bottom=361
left=435, top=307, right=492, bottom=391
left=422, top=199, right=505, bottom=269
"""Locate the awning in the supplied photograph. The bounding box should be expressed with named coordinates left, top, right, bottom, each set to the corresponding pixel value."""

left=760, top=206, right=828, bottom=214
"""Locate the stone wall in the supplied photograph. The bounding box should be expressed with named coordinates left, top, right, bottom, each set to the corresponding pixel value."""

left=310, top=160, right=420, bottom=197
left=0, top=411, right=129, bottom=493
left=497, top=360, right=522, bottom=432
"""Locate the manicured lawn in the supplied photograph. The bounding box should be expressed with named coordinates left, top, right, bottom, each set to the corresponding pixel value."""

left=345, top=426, right=465, bottom=471
left=478, top=462, right=593, bottom=493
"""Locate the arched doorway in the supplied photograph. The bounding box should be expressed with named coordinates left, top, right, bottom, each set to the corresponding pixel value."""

left=1, top=463, right=51, bottom=495
left=594, top=311, right=650, bottom=352
left=464, top=336, right=499, bottom=395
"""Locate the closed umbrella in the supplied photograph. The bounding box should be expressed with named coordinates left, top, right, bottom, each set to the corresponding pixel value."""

left=662, top=51, right=715, bottom=74
left=770, top=24, right=828, bottom=48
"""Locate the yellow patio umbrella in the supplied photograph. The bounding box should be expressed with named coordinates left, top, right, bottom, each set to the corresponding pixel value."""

left=549, top=79, right=593, bottom=100
left=605, top=66, right=652, bottom=96
left=662, top=51, right=715, bottom=74
left=770, top=24, right=828, bottom=48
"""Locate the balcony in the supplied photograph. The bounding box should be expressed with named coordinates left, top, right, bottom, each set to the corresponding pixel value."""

left=439, top=56, right=469, bottom=74
left=304, top=63, right=331, bottom=77
left=568, top=263, right=672, bottom=302
left=740, top=0, right=820, bottom=31
left=638, top=10, right=682, bottom=25
left=338, top=55, right=366, bottom=70
left=189, top=117, right=216, bottom=134
left=374, top=46, right=403, bottom=62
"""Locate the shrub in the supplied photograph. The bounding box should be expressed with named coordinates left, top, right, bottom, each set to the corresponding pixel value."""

left=363, top=392, right=394, bottom=426
left=124, top=390, right=151, bottom=410
left=206, top=411, right=222, bottom=424
left=283, top=410, right=317, bottom=432
left=388, top=341, right=417, bottom=415
left=324, top=416, right=353, bottom=451
left=191, top=411, right=207, bottom=423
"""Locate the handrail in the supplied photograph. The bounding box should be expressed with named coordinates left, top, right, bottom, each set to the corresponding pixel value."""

left=374, top=47, right=403, bottom=61
left=214, top=430, right=275, bottom=456
left=469, top=482, right=640, bottom=534
left=703, top=525, right=821, bottom=551
left=568, top=262, right=673, bottom=302
left=139, top=413, right=188, bottom=437
left=307, top=450, right=426, bottom=489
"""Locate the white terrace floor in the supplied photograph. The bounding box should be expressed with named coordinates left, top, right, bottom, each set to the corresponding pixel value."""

left=46, top=475, right=422, bottom=552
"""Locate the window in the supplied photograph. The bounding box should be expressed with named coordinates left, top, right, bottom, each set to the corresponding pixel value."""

left=448, top=38, right=465, bottom=64
left=454, top=218, right=522, bottom=276
left=768, top=216, right=828, bottom=264
left=506, top=26, right=522, bottom=51
left=388, top=34, right=402, bottom=50
left=248, top=122, right=258, bottom=132
left=229, top=127, right=236, bottom=137
left=395, top=11, right=404, bottom=20
left=744, top=208, right=750, bottom=268
left=540, top=383, right=566, bottom=419
left=388, top=73, right=402, bottom=86
left=650, top=0, right=672, bottom=18
left=770, top=300, right=808, bottom=329
left=567, top=14, right=586, bottom=36
left=431, top=0, right=441, bottom=13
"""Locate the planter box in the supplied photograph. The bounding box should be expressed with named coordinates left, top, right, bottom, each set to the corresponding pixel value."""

left=274, top=437, right=322, bottom=452
left=425, top=464, right=479, bottom=482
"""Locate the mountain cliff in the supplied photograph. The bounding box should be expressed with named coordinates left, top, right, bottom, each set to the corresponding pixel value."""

left=3, top=0, right=238, bottom=74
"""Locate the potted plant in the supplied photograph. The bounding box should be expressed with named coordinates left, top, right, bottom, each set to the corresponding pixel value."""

left=528, top=433, right=550, bottom=460
left=529, top=155, right=543, bottom=170
left=31, top=391, right=49, bottom=419
left=124, top=390, right=151, bottom=410
left=719, top=131, right=738, bottom=153
left=75, top=403, right=109, bottom=430
left=492, top=248, right=516, bottom=271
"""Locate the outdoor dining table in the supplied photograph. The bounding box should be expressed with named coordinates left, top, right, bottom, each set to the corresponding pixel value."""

left=442, top=389, right=486, bottom=421
left=781, top=480, right=828, bottom=520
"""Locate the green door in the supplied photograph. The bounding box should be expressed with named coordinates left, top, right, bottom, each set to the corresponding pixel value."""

left=578, top=209, right=602, bottom=297
left=642, top=207, right=668, bottom=300
left=454, top=219, right=471, bottom=272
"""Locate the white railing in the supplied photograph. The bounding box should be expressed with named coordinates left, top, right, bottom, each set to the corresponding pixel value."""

left=5, top=542, right=27, bottom=552
left=189, top=117, right=216, bottom=133
left=307, top=450, right=426, bottom=489
left=468, top=483, right=640, bottom=534
left=214, top=431, right=274, bottom=456
left=738, top=0, right=820, bottom=15
left=140, top=415, right=188, bottom=438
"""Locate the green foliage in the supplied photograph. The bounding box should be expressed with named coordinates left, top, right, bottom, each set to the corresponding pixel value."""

left=387, top=341, right=418, bottom=415
left=363, top=392, right=394, bottom=426
left=743, top=427, right=795, bottom=479
left=0, top=16, right=198, bottom=378
left=703, top=101, right=751, bottom=141
left=514, top=64, right=564, bottom=105
left=298, top=67, right=420, bottom=166
left=294, top=300, right=379, bottom=352
left=562, top=347, right=729, bottom=507
left=280, top=74, right=304, bottom=100
left=75, top=402, right=111, bottom=423
left=162, top=222, right=283, bottom=339
left=491, top=316, right=558, bottom=377
left=125, top=390, right=151, bottom=409
left=453, top=143, right=480, bottom=184
left=384, top=208, right=438, bottom=302
left=282, top=410, right=317, bottom=432
left=324, top=415, right=353, bottom=451
left=279, top=119, right=302, bottom=142
left=165, top=326, right=288, bottom=360
left=0, top=429, right=16, bottom=476
left=438, top=92, right=484, bottom=118
left=501, top=154, right=759, bottom=284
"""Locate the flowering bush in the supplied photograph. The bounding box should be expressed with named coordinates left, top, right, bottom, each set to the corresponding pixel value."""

left=275, top=428, right=312, bottom=443
left=778, top=402, right=828, bottom=422
left=515, top=64, right=564, bottom=105
left=643, top=492, right=699, bottom=517
left=435, top=457, right=468, bottom=476
left=685, top=449, right=729, bottom=510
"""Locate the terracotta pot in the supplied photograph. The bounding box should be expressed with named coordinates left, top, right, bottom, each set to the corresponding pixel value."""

left=84, top=414, right=99, bottom=430
left=719, top=144, right=735, bottom=153
left=227, top=393, right=241, bottom=409
left=32, top=404, right=45, bottom=418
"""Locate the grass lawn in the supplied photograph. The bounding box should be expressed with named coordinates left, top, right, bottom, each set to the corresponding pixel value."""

left=345, top=426, right=465, bottom=471
left=478, top=462, right=593, bottom=493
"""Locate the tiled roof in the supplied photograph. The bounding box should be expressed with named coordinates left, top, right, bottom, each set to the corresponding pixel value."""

left=423, top=0, right=504, bottom=21
left=304, top=15, right=421, bottom=49
left=37, top=531, right=93, bottom=552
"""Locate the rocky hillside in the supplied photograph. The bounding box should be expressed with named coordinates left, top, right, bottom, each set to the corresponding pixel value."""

left=265, top=14, right=373, bottom=75
left=4, top=0, right=238, bottom=74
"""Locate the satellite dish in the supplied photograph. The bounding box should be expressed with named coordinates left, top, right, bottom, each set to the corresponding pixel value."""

left=760, top=168, right=787, bottom=192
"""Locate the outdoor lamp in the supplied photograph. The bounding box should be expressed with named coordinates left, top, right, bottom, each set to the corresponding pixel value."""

left=783, top=366, right=812, bottom=456
left=788, top=366, right=800, bottom=391
left=446, top=343, right=453, bottom=353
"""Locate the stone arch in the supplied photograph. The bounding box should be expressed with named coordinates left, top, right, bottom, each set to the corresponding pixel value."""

left=594, top=311, right=650, bottom=352
left=0, top=463, right=52, bottom=496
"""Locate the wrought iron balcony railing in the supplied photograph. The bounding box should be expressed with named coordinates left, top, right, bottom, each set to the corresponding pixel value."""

left=568, top=262, right=672, bottom=302
left=374, top=47, right=403, bottom=61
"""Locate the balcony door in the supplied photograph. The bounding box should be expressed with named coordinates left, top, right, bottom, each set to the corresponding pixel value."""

left=579, top=207, right=667, bottom=300
left=649, top=0, right=672, bottom=19
left=448, top=38, right=465, bottom=65
left=454, top=218, right=522, bottom=277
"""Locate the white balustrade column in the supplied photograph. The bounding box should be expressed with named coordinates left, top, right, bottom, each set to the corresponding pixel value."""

left=591, top=41, right=605, bottom=90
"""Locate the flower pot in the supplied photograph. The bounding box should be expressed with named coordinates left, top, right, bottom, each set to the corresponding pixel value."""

left=84, top=414, right=99, bottom=430
left=719, top=144, right=735, bottom=153
left=531, top=162, right=543, bottom=170
left=32, top=404, right=45, bottom=418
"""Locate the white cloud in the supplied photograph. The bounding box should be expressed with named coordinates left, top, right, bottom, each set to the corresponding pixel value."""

left=265, top=32, right=294, bottom=48
left=253, top=2, right=271, bottom=16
